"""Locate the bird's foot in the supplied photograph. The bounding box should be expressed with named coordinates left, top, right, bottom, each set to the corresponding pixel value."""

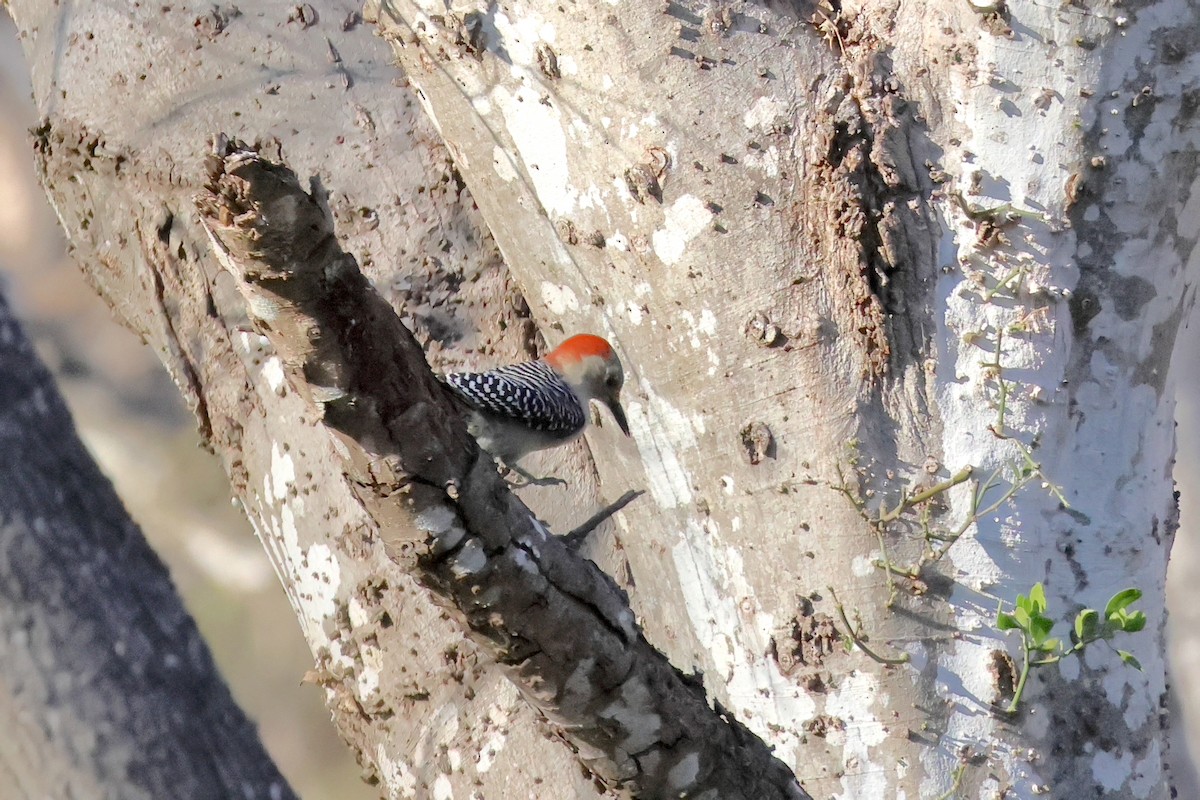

left=525, top=475, right=569, bottom=487
left=561, top=490, right=644, bottom=548
left=501, top=463, right=567, bottom=488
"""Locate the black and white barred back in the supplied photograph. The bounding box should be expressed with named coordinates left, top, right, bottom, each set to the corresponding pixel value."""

left=446, top=360, right=587, bottom=435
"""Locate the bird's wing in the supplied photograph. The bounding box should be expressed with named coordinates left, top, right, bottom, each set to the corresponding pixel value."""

left=445, top=360, right=586, bottom=434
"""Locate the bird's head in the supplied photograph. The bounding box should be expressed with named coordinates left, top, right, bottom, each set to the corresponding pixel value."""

left=546, top=334, right=631, bottom=436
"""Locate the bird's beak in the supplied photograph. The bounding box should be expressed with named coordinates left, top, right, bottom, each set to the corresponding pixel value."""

left=605, top=396, right=631, bottom=437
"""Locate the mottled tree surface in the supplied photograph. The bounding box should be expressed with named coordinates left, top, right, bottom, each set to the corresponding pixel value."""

left=0, top=294, right=296, bottom=800
left=194, top=140, right=806, bottom=798
left=7, top=0, right=1200, bottom=796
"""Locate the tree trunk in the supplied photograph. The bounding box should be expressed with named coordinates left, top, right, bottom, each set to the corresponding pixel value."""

left=9, top=0, right=1195, bottom=796
left=0, top=293, right=297, bottom=799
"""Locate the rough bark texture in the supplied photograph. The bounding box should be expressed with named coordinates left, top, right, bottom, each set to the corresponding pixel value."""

left=8, top=0, right=1198, bottom=796
left=7, top=1, right=635, bottom=797
left=367, top=0, right=1195, bottom=797
left=195, top=140, right=807, bottom=798
left=0, top=293, right=296, bottom=800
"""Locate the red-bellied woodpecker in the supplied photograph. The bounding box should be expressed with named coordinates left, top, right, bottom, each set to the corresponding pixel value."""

left=445, top=334, right=631, bottom=486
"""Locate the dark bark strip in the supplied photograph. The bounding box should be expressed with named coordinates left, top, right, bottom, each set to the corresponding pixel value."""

left=0, top=294, right=297, bottom=800
left=195, top=139, right=810, bottom=800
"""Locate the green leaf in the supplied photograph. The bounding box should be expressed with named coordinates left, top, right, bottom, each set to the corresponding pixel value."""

left=1016, top=593, right=1032, bottom=615
left=996, top=611, right=1020, bottom=631
left=1075, top=609, right=1099, bottom=642
left=1013, top=607, right=1032, bottom=630
left=1105, top=588, right=1142, bottom=619
left=1030, top=582, right=1047, bottom=614
left=1117, top=650, right=1143, bottom=671
left=1119, top=611, right=1147, bottom=633
left=1040, top=637, right=1062, bottom=654
left=1030, top=615, right=1054, bottom=646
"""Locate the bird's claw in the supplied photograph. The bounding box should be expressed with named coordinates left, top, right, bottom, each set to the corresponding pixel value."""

left=525, top=475, right=568, bottom=487
left=501, top=464, right=567, bottom=488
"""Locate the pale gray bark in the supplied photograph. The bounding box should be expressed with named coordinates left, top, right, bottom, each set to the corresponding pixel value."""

left=196, top=138, right=806, bottom=798
left=8, top=0, right=1199, bottom=796
left=367, top=0, right=1196, bottom=797
left=0, top=293, right=296, bottom=800
left=4, top=0, right=699, bottom=796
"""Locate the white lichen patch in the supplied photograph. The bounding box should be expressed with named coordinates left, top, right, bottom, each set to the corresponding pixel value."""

left=269, top=442, right=295, bottom=501
left=375, top=747, right=417, bottom=798
left=742, top=144, right=781, bottom=178
left=416, top=505, right=457, bottom=535
left=356, top=634, right=384, bottom=700
left=851, top=554, right=875, bottom=577
left=1091, top=748, right=1132, bottom=793
left=432, top=774, right=454, bottom=800
left=541, top=281, right=580, bottom=315
left=491, top=83, right=577, bottom=216
left=280, top=503, right=299, bottom=558
left=743, top=95, right=790, bottom=131
left=489, top=6, right=556, bottom=70
left=625, top=383, right=696, bottom=508
left=672, top=518, right=813, bottom=765
left=598, top=677, right=662, bottom=754
left=450, top=538, right=487, bottom=578
left=1129, top=742, right=1161, bottom=799
left=625, top=300, right=644, bottom=325
left=347, top=595, right=370, bottom=628
left=491, top=145, right=518, bottom=183
left=651, top=194, right=713, bottom=266
left=235, top=329, right=270, bottom=354
left=556, top=53, right=579, bottom=76
left=679, top=308, right=719, bottom=350
left=920, top=626, right=1042, bottom=796
left=512, top=547, right=538, bottom=574
left=413, top=704, right=461, bottom=769
left=607, top=231, right=630, bottom=251
left=826, top=670, right=888, bottom=800
left=301, top=543, right=340, bottom=623
left=475, top=683, right=519, bottom=774
left=262, top=356, right=286, bottom=394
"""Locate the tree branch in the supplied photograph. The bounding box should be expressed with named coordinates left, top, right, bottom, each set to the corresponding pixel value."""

left=194, top=138, right=809, bottom=800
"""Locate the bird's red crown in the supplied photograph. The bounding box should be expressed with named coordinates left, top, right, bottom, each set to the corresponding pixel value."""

left=545, top=334, right=615, bottom=368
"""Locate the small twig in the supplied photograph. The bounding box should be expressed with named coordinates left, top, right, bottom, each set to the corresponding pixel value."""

left=871, top=527, right=901, bottom=606
left=980, top=330, right=1011, bottom=438
left=1013, top=440, right=1070, bottom=507
left=983, top=263, right=1027, bottom=301
left=828, top=587, right=910, bottom=665
left=810, top=7, right=846, bottom=55
left=877, top=466, right=974, bottom=524
left=951, top=191, right=1041, bottom=224
left=562, top=490, right=644, bottom=548
left=934, top=762, right=968, bottom=800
